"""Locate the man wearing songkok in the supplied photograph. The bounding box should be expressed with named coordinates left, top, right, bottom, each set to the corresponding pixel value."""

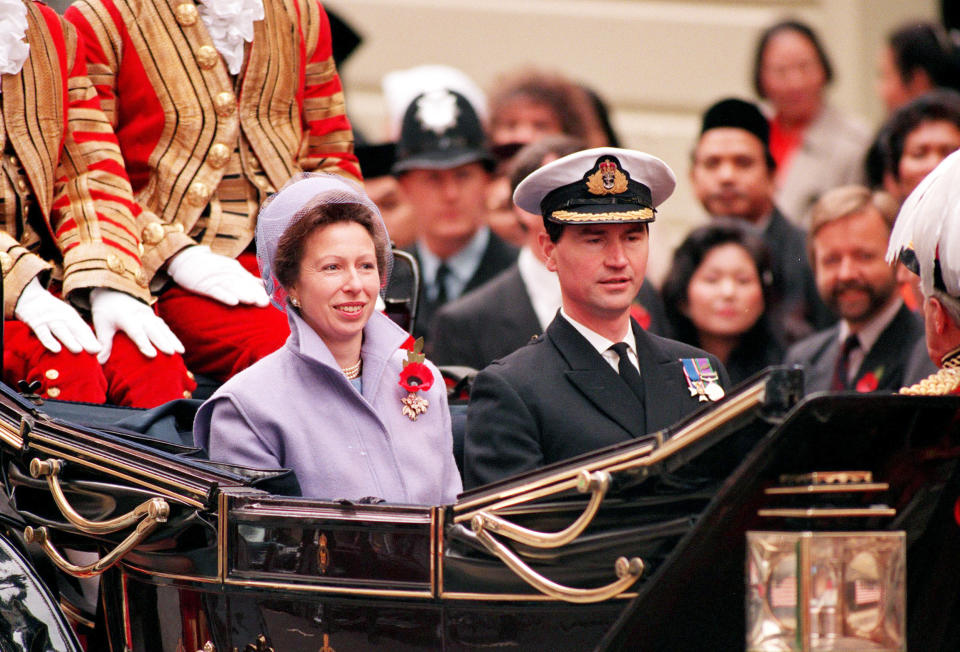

left=1, top=0, right=192, bottom=406
left=389, top=86, right=517, bottom=339
left=464, top=148, right=729, bottom=489
left=66, top=0, right=360, bottom=381
left=889, top=150, right=960, bottom=394
left=784, top=186, right=924, bottom=394
left=691, top=98, right=833, bottom=343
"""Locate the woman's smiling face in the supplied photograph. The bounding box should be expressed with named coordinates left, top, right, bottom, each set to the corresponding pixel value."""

left=289, top=220, right=380, bottom=348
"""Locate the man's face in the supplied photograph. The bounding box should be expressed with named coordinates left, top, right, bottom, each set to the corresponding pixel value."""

left=891, top=119, right=960, bottom=201
left=691, top=128, right=775, bottom=223
left=397, top=162, right=490, bottom=254
left=812, top=207, right=897, bottom=325
left=540, top=222, right=648, bottom=329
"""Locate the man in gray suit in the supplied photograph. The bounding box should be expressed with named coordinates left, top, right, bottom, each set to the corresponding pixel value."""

left=784, top=186, right=924, bottom=393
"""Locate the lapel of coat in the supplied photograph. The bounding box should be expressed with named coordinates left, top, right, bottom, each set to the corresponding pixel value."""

left=499, top=266, right=542, bottom=338
left=548, top=316, right=645, bottom=438
left=464, top=233, right=516, bottom=293
left=854, top=304, right=920, bottom=388
left=632, top=322, right=692, bottom=433
left=807, top=326, right=842, bottom=392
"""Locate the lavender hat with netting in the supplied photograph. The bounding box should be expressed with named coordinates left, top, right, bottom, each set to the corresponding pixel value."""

left=255, top=173, right=393, bottom=311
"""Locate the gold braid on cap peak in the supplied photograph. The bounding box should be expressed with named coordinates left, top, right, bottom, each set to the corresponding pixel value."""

left=899, top=347, right=960, bottom=395
left=551, top=208, right=655, bottom=222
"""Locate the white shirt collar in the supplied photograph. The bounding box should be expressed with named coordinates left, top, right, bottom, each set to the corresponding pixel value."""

left=560, top=308, right=638, bottom=372
left=516, top=247, right=561, bottom=330
left=0, top=0, right=30, bottom=81
left=197, top=0, right=264, bottom=75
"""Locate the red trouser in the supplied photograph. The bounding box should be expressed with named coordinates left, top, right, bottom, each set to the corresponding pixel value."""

left=156, top=252, right=289, bottom=382
left=3, top=321, right=196, bottom=408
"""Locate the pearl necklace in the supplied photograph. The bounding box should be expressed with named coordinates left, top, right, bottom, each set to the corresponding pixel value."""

left=342, top=358, right=362, bottom=380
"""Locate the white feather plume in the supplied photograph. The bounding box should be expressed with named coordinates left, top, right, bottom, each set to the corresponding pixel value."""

left=886, top=148, right=960, bottom=298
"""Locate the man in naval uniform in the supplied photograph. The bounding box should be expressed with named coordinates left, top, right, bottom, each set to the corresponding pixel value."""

left=889, top=149, right=960, bottom=395
left=464, top=148, right=729, bottom=489
left=66, top=0, right=360, bottom=381
left=1, top=0, right=192, bottom=406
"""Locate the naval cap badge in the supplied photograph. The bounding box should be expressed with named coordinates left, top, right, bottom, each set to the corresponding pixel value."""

left=586, top=155, right=629, bottom=195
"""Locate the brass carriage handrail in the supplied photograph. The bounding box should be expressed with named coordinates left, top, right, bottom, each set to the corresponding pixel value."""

left=473, top=527, right=643, bottom=603
left=24, top=511, right=166, bottom=578
left=29, top=458, right=169, bottom=534
left=470, top=470, right=609, bottom=548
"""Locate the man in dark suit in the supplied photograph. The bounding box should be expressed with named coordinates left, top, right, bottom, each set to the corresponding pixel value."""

left=429, top=136, right=670, bottom=370
left=464, top=148, right=729, bottom=489
left=784, top=185, right=924, bottom=393
left=691, top=98, right=834, bottom=343
left=389, top=87, right=517, bottom=338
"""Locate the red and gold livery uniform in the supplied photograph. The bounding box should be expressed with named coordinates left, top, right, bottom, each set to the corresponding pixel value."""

left=66, top=0, right=362, bottom=380
left=2, top=1, right=193, bottom=406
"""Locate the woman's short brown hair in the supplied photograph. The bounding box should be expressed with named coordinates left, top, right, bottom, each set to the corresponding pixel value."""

left=273, top=202, right=389, bottom=290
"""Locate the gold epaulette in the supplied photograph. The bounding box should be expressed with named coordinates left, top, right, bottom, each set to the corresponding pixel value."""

left=899, top=367, right=960, bottom=396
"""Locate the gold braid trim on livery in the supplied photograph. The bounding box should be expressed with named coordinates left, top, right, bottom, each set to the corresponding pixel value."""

left=551, top=208, right=655, bottom=222
left=899, top=350, right=960, bottom=395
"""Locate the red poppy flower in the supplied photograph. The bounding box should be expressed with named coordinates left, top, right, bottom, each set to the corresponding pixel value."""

left=856, top=372, right=879, bottom=393
left=399, top=362, right=434, bottom=393
left=630, top=304, right=651, bottom=330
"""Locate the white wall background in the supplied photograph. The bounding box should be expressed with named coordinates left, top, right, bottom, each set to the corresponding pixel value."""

left=329, top=0, right=938, bottom=282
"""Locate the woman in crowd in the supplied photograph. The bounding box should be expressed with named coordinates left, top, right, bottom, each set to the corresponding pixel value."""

left=194, top=174, right=461, bottom=503
left=662, top=223, right=784, bottom=386
left=877, top=21, right=960, bottom=114
left=753, top=19, right=871, bottom=226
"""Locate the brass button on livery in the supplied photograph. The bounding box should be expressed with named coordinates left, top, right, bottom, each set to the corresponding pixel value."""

left=45, top=369, right=59, bottom=381
left=207, top=143, right=230, bottom=169
left=106, top=253, right=125, bottom=274
left=175, top=3, right=198, bottom=26
left=0, top=252, right=12, bottom=274
left=173, top=222, right=185, bottom=232
left=187, top=182, right=210, bottom=206
left=186, top=370, right=195, bottom=381
left=196, top=45, right=218, bottom=69
left=136, top=270, right=149, bottom=287
left=213, top=91, right=236, bottom=117
left=142, top=222, right=166, bottom=245
left=47, top=387, right=61, bottom=399
left=182, top=390, right=192, bottom=399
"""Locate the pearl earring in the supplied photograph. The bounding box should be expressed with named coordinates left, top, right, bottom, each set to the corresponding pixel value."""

left=291, top=297, right=300, bottom=308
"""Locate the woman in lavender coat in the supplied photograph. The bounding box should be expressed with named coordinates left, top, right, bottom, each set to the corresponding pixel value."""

left=194, top=174, right=461, bottom=504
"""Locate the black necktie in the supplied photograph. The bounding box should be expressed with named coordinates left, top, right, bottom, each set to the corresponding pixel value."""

left=434, top=263, right=450, bottom=306
left=610, top=342, right=645, bottom=402
left=831, top=333, right=860, bottom=391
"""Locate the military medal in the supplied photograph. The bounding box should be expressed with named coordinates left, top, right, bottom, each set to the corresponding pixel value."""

left=398, top=337, right=433, bottom=421
left=697, top=358, right=725, bottom=401
left=681, top=358, right=724, bottom=402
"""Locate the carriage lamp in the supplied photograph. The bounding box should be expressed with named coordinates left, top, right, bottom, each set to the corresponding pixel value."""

left=746, top=531, right=905, bottom=651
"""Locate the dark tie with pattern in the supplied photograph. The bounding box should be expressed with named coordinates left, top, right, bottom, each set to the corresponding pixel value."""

left=610, top=342, right=646, bottom=403
left=434, top=263, right=450, bottom=307
left=831, top=333, right=860, bottom=391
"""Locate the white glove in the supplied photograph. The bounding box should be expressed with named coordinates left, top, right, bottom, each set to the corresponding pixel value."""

left=90, top=288, right=185, bottom=364
left=166, top=245, right=269, bottom=307
left=14, top=277, right=102, bottom=355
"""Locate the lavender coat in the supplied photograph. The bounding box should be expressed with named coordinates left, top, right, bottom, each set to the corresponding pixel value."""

left=194, top=309, right=462, bottom=504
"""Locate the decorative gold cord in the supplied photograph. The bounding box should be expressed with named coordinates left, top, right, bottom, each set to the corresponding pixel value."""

left=342, top=358, right=362, bottom=380
left=899, top=348, right=960, bottom=395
